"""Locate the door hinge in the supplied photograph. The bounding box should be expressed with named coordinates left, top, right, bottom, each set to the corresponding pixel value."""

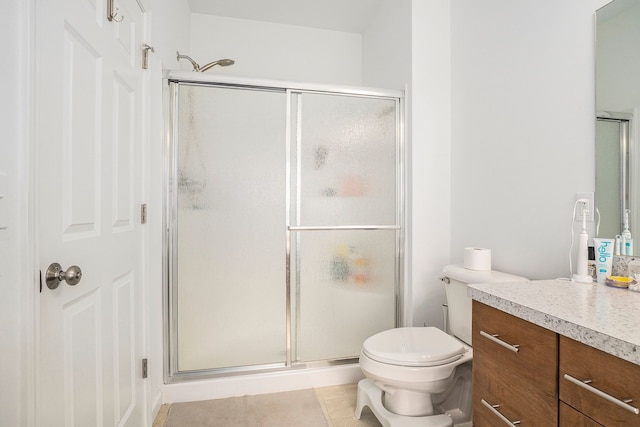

left=142, top=358, right=148, bottom=378
left=141, top=43, right=155, bottom=70
left=141, top=204, right=147, bottom=224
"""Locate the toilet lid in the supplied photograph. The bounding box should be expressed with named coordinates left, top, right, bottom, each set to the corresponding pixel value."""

left=362, top=327, right=466, bottom=367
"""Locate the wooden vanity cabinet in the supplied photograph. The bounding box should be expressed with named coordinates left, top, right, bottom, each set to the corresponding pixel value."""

left=559, top=335, right=640, bottom=426
left=472, top=301, right=558, bottom=426
left=560, top=402, right=603, bottom=426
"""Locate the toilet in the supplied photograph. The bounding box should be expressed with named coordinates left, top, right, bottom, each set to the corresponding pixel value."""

left=355, top=264, right=527, bottom=427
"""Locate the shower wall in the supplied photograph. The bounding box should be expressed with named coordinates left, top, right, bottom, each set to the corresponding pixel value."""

left=189, top=13, right=363, bottom=85
left=166, top=78, right=403, bottom=379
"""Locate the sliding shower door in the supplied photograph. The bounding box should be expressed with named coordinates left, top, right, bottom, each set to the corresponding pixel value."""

left=166, top=78, right=402, bottom=380
left=289, top=92, right=399, bottom=362
left=169, top=84, right=288, bottom=373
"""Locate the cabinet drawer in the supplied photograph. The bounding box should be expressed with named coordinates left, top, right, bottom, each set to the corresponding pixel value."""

left=474, top=354, right=558, bottom=426
left=560, top=336, right=640, bottom=426
left=559, top=402, right=603, bottom=426
left=472, top=301, right=558, bottom=395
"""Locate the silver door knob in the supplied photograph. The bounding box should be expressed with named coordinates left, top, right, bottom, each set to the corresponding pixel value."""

left=45, top=263, right=83, bottom=289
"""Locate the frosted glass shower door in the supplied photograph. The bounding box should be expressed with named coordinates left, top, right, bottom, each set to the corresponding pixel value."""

left=290, top=92, right=400, bottom=363
left=172, top=84, right=287, bottom=372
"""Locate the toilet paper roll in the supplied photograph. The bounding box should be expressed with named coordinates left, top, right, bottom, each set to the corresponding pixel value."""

left=464, top=247, right=491, bottom=271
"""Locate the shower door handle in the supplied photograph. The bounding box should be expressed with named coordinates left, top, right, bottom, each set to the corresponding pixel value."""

left=45, top=263, right=83, bottom=289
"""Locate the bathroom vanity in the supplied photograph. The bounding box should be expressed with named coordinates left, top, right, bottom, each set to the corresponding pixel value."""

left=469, top=280, right=640, bottom=426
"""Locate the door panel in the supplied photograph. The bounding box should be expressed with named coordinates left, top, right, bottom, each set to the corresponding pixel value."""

left=62, top=25, right=102, bottom=238
left=36, top=0, right=146, bottom=425
left=172, top=84, right=287, bottom=372
left=112, top=72, right=135, bottom=231
left=63, top=289, right=102, bottom=427
left=290, top=92, right=400, bottom=362
left=113, top=271, right=136, bottom=422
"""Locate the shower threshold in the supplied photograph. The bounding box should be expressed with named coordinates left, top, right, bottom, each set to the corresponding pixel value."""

left=166, top=358, right=360, bottom=383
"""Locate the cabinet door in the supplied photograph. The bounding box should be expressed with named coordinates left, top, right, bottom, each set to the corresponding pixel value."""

left=560, top=336, right=640, bottom=426
left=560, top=402, right=603, bottom=427
left=472, top=301, right=558, bottom=426
left=472, top=301, right=558, bottom=394
left=474, top=356, right=558, bottom=426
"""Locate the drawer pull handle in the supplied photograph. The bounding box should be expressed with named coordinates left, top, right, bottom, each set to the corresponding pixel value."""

left=481, top=399, right=521, bottom=426
left=480, top=330, right=520, bottom=353
left=563, top=374, right=640, bottom=415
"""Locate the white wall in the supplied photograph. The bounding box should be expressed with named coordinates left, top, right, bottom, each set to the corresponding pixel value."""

left=149, top=0, right=192, bottom=67
left=450, top=0, right=609, bottom=280
left=362, top=0, right=412, bottom=91
left=189, top=14, right=362, bottom=85
left=1, top=0, right=32, bottom=425
left=409, top=0, right=453, bottom=328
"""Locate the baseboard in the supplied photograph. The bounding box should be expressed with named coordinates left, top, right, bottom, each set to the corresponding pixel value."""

left=161, top=363, right=364, bottom=404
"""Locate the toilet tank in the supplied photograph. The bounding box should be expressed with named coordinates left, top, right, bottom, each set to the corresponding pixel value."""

left=441, top=265, right=527, bottom=346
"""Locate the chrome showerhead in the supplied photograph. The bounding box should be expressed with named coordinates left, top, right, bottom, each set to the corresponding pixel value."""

left=176, top=51, right=235, bottom=72
left=199, top=59, right=235, bottom=72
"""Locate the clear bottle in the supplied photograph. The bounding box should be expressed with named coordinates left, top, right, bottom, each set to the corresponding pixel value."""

left=622, top=209, right=633, bottom=255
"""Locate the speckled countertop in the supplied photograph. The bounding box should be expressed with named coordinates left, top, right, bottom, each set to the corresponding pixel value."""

left=468, top=280, right=640, bottom=365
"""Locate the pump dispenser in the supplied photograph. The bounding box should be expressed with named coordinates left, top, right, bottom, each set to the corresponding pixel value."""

left=622, top=209, right=633, bottom=255
left=573, top=208, right=593, bottom=283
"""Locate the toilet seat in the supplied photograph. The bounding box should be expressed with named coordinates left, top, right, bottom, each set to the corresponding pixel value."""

left=362, top=327, right=465, bottom=367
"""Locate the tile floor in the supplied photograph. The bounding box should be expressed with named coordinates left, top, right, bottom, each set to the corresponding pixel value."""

left=153, top=383, right=382, bottom=427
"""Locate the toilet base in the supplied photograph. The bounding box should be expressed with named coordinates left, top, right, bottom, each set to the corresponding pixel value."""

left=355, top=379, right=455, bottom=427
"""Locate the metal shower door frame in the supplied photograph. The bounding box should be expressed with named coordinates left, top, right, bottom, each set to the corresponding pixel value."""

left=163, top=73, right=405, bottom=383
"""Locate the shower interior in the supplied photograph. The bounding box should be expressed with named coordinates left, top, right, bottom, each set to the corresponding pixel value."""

left=164, top=75, right=404, bottom=381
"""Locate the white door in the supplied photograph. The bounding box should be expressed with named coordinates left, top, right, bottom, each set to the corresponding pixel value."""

left=35, top=0, right=146, bottom=426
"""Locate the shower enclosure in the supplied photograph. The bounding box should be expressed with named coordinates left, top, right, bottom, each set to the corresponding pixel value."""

left=164, top=74, right=404, bottom=381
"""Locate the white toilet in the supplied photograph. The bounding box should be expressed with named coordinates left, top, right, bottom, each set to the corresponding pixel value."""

left=355, top=264, right=527, bottom=427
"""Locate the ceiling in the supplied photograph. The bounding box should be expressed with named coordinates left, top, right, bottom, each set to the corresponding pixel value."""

left=187, top=0, right=383, bottom=33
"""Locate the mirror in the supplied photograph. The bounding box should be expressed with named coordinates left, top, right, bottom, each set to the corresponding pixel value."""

left=596, top=0, right=640, bottom=255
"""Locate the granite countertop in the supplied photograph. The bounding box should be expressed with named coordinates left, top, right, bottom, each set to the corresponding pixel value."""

left=468, top=279, right=640, bottom=365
